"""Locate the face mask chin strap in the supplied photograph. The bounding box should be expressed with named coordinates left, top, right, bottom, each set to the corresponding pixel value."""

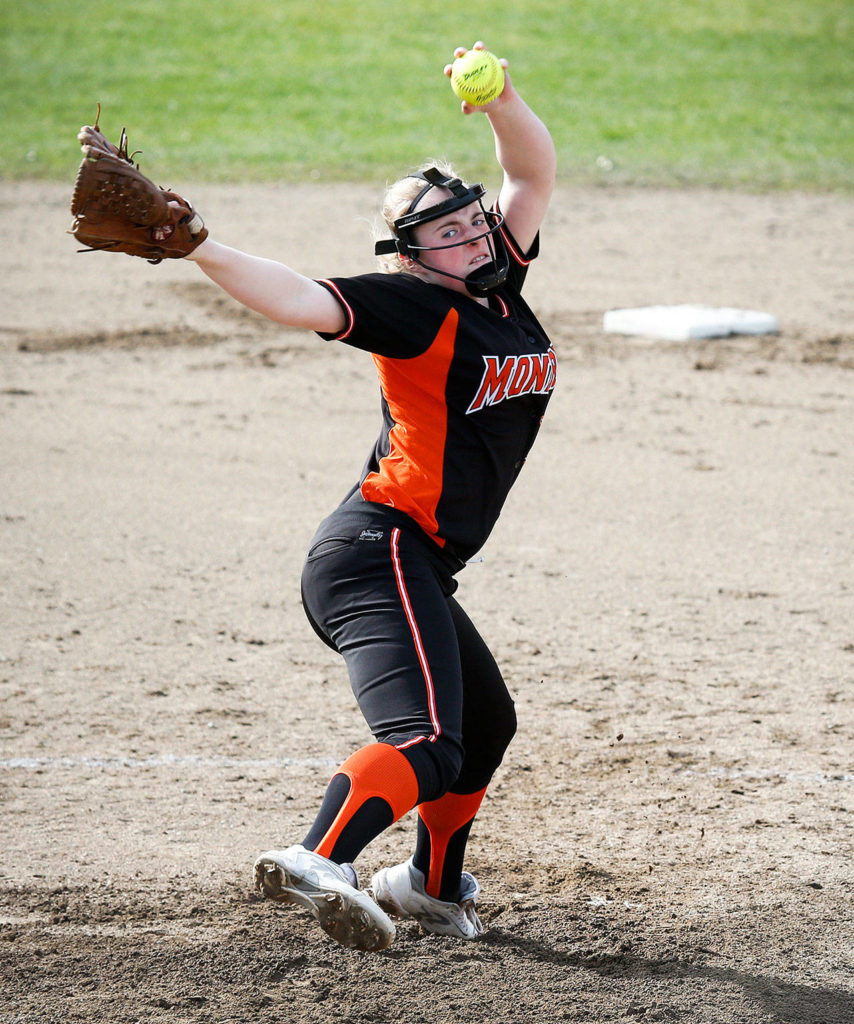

left=375, top=168, right=510, bottom=296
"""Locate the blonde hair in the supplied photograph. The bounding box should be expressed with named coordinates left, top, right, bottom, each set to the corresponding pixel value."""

left=374, top=159, right=466, bottom=275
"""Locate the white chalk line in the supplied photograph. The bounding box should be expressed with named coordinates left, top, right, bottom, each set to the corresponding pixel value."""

left=0, top=754, right=337, bottom=771
left=0, top=755, right=851, bottom=784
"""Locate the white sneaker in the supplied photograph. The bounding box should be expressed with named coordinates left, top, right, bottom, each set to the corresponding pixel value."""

left=370, top=859, right=484, bottom=939
left=254, top=845, right=395, bottom=952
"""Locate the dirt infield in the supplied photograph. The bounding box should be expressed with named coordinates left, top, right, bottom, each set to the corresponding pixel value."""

left=1, top=182, right=853, bottom=1023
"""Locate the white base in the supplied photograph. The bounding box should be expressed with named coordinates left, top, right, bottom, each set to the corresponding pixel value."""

left=603, top=305, right=779, bottom=341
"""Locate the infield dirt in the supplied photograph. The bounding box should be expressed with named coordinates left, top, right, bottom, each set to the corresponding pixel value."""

left=1, top=182, right=853, bottom=1023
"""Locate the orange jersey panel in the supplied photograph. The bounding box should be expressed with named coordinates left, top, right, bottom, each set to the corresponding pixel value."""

left=360, top=308, right=459, bottom=546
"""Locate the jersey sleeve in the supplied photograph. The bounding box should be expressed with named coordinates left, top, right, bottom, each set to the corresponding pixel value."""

left=494, top=202, right=540, bottom=294
left=315, top=273, right=452, bottom=358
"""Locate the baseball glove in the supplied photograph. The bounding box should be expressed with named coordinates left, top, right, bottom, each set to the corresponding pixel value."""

left=70, top=108, right=208, bottom=263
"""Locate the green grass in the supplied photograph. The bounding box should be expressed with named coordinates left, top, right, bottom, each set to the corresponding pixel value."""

left=2, top=0, right=852, bottom=189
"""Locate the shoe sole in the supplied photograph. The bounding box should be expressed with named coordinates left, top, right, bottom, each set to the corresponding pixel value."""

left=254, top=854, right=395, bottom=952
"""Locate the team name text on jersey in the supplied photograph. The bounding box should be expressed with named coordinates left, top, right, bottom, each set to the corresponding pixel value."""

left=466, top=348, right=557, bottom=415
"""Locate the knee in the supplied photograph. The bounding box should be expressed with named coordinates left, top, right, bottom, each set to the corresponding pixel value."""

left=479, top=697, right=518, bottom=773
left=492, top=697, right=518, bottom=761
left=452, top=696, right=517, bottom=792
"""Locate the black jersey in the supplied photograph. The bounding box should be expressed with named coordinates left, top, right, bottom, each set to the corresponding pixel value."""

left=316, top=221, right=556, bottom=563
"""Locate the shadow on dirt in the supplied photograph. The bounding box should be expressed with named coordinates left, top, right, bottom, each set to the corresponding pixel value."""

left=486, top=928, right=853, bottom=1024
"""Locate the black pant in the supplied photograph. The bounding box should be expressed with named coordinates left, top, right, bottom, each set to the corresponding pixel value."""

left=300, top=502, right=517, bottom=803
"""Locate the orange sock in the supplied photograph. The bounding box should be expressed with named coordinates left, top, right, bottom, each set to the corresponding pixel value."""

left=309, top=743, right=420, bottom=862
left=416, top=788, right=486, bottom=898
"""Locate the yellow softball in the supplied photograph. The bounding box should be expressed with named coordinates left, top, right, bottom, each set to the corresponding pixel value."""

left=450, top=49, right=505, bottom=106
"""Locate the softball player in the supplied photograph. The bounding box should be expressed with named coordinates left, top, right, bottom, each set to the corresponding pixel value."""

left=186, top=41, right=557, bottom=951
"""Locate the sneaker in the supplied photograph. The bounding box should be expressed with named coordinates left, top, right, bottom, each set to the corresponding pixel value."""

left=254, top=845, right=395, bottom=952
left=370, top=859, right=484, bottom=939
